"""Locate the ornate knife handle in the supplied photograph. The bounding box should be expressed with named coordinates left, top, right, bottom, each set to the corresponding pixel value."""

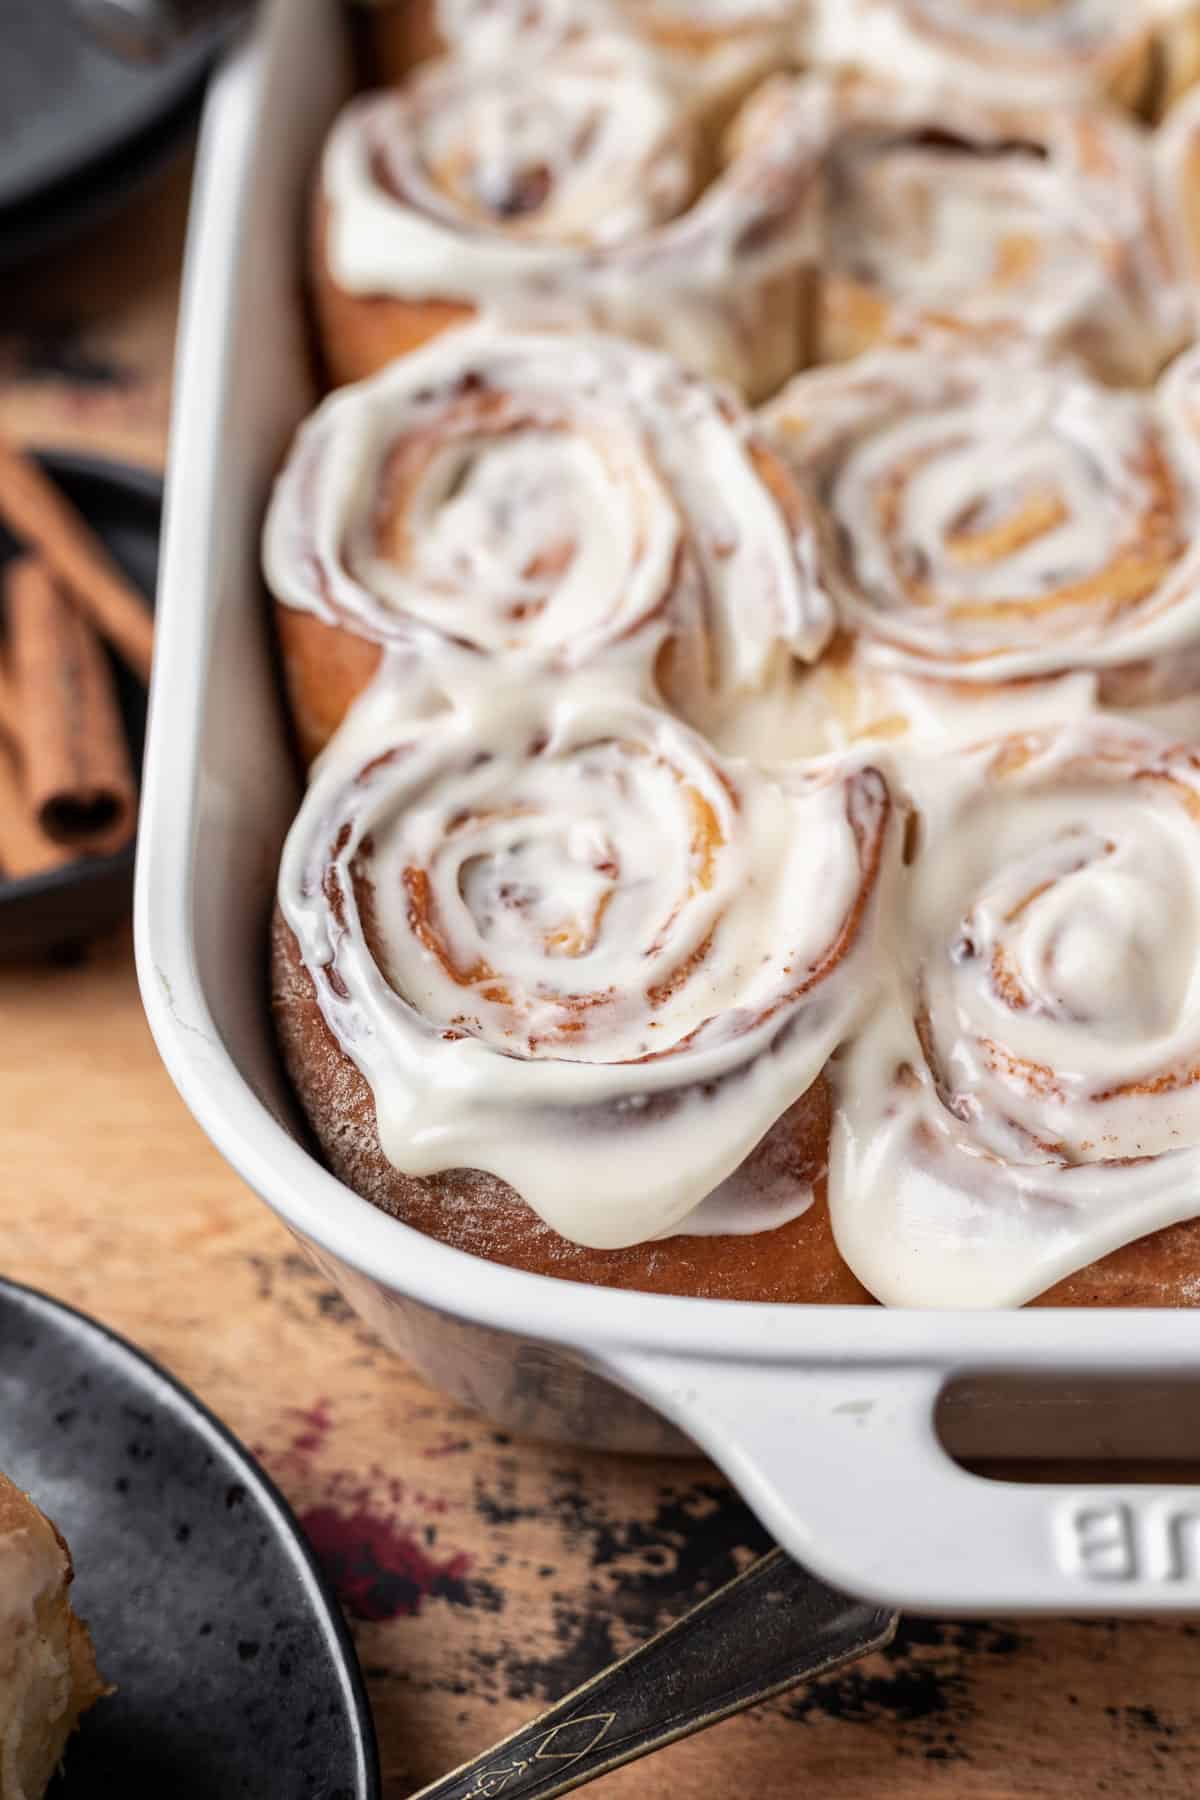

left=410, top=1548, right=897, bottom=1800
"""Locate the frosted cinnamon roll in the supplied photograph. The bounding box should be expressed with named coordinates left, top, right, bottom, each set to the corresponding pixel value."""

left=798, top=76, right=1187, bottom=382
left=830, top=724, right=1200, bottom=1307
left=312, top=46, right=827, bottom=396
left=372, top=0, right=811, bottom=97
left=264, top=326, right=834, bottom=762
left=272, top=677, right=899, bottom=1284
left=758, top=336, right=1200, bottom=744
left=812, top=0, right=1200, bottom=120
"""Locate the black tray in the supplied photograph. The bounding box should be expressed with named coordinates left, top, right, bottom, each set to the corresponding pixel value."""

left=0, top=1275, right=380, bottom=1799
left=0, top=0, right=220, bottom=271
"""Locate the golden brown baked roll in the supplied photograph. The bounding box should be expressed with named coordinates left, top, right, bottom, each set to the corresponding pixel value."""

left=273, top=885, right=1200, bottom=1307
left=794, top=74, right=1188, bottom=382
left=811, top=0, right=1200, bottom=122
left=758, top=332, right=1200, bottom=750
left=273, top=915, right=870, bottom=1302
left=271, top=682, right=900, bottom=1297
left=0, top=1474, right=105, bottom=1799
left=829, top=723, right=1200, bottom=1307
left=263, top=325, right=834, bottom=762
left=311, top=44, right=826, bottom=396
left=270, top=686, right=1200, bottom=1305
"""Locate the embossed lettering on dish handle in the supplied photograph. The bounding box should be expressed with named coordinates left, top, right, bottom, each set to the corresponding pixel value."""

left=606, top=1353, right=1200, bottom=1615
left=1057, top=1498, right=1200, bottom=1584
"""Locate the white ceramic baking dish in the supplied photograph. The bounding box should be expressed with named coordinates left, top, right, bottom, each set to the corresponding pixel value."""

left=137, top=0, right=1200, bottom=1615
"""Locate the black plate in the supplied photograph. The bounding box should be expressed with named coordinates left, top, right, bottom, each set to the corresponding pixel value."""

left=0, top=1277, right=380, bottom=1800
left=0, top=0, right=216, bottom=209
left=0, top=80, right=205, bottom=275
left=0, top=453, right=157, bottom=960
left=0, top=0, right=224, bottom=275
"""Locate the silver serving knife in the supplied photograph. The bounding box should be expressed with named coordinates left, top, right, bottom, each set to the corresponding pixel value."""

left=409, top=1547, right=898, bottom=1800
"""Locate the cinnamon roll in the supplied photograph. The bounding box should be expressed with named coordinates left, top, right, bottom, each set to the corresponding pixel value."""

left=312, top=45, right=827, bottom=396
left=264, top=326, right=834, bottom=762
left=812, top=0, right=1200, bottom=120
left=271, top=678, right=898, bottom=1296
left=797, top=75, right=1188, bottom=383
left=830, top=723, right=1200, bottom=1307
left=0, top=1473, right=106, bottom=1799
left=370, top=0, right=811, bottom=96
left=758, top=335, right=1200, bottom=746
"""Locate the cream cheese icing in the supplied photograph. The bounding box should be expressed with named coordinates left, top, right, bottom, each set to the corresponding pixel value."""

left=263, top=324, right=835, bottom=726
left=272, top=309, right=1200, bottom=1301
left=432, top=0, right=810, bottom=104
left=761, top=337, right=1200, bottom=685
left=320, top=56, right=828, bottom=399
left=279, top=672, right=899, bottom=1247
left=811, top=0, right=1196, bottom=110
left=828, top=722, right=1200, bottom=1307
left=802, top=74, right=1190, bottom=384
left=0, top=1527, right=54, bottom=1634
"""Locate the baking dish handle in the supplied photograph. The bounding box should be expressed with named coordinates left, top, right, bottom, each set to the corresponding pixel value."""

left=606, top=1353, right=1200, bottom=1614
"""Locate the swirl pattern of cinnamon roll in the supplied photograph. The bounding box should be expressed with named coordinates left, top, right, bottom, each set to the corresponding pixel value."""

left=264, top=325, right=834, bottom=760
left=398, top=0, right=811, bottom=90
left=760, top=336, right=1200, bottom=688
left=794, top=75, right=1188, bottom=382
left=829, top=724, right=1200, bottom=1306
left=313, top=46, right=828, bottom=396
left=812, top=0, right=1200, bottom=119
left=277, top=679, right=898, bottom=1246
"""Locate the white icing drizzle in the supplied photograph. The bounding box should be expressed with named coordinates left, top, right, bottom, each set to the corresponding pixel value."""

left=801, top=75, right=1189, bottom=383
left=433, top=0, right=810, bottom=105
left=320, top=55, right=829, bottom=398
left=811, top=0, right=1193, bottom=109
left=829, top=722, right=1200, bottom=1307
left=761, top=335, right=1200, bottom=683
left=710, top=658, right=1109, bottom=761
left=263, top=324, right=834, bottom=724
left=279, top=674, right=898, bottom=1247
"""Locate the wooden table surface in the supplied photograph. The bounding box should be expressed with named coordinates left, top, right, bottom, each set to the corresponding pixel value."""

left=4, top=144, right=1200, bottom=1800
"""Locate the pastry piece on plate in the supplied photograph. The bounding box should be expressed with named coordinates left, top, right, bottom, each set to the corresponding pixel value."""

left=0, top=1472, right=106, bottom=1799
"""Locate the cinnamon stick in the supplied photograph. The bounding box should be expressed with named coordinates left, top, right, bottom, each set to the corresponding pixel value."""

left=5, top=556, right=137, bottom=857
left=0, top=741, right=73, bottom=881
left=0, top=664, right=19, bottom=746
left=0, top=439, right=154, bottom=682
